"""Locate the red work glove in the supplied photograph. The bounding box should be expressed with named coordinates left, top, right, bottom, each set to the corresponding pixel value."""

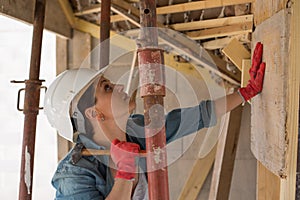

left=110, top=139, right=140, bottom=180
left=238, top=42, right=266, bottom=101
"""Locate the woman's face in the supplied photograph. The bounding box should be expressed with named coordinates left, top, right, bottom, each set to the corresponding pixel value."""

left=94, top=76, right=136, bottom=119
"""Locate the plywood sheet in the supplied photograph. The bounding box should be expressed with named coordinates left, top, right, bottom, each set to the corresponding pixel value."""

left=251, top=10, right=290, bottom=178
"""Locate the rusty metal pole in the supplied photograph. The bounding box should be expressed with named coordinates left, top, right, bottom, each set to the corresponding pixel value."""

left=99, top=0, right=111, bottom=69
left=18, top=0, right=46, bottom=199
left=138, top=0, right=170, bottom=199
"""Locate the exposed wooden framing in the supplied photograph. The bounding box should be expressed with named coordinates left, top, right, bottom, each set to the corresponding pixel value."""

left=170, top=15, right=253, bottom=31
left=110, top=14, right=126, bottom=23
left=241, top=59, right=251, bottom=87
left=222, top=38, right=251, bottom=71
left=111, top=0, right=140, bottom=17
left=58, top=0, right=136, bottom=52
left=202, top=34, right=250, bottom=50
left=74, top=4, right=101, bottom=16
left=209, top=104, right=243, bottom=200
left=207, top=51, right=241, bottom=83
left=110, top=6, right=140, bottom=27
left=58, top=0, right=111, bottom=38
left=280, top=0, right=300, bottom=199
left=156, top=0, right=254, bottom=15
left=158, top=29, right=240, bottom=85
left=0, top=0, right=71, bottom=38
left=187, top=22, right=252, bottom=40
left=178, top=144, right=217, bottom=200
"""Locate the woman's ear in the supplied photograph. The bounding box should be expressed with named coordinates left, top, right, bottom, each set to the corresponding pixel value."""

left=85, top=107, right=98, bottom=120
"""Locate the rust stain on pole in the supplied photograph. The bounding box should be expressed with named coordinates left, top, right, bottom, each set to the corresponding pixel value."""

left=138, top=0, right=170, bottom=199
left=99, top=0, right=111, bottom=69
left=18, top=0, right=45, bottom=199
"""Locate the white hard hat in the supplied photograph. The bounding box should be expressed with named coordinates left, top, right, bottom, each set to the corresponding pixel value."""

left=44, top=68, right=105, bottom=141
left=44, top=52, right=139, bottom=142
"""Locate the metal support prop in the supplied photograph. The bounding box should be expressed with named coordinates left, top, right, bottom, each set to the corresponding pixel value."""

left=18, top=0, right=46, bottom=199
left=138, top=0, right=170, bottom=199
left=99, top=0, right=111, bottom=69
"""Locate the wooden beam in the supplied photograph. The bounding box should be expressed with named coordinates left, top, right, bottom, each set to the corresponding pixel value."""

left=58, top=0, right=108, bottom=38
left=110, top=14, right=126, bottom=23
left=186, top=22, right=252, bottom=40
left=280, top=0, right=300, bottom=199
left=222, top=38, right=251, bottom=71
left=209, top=104, right=243, bottom=200
left=156, top=0, right=254, bottom=15
left=0, top=0, right=71, bottom=38
left=241, top=59, right=251, bottom=87
left=74, top=4, right=101, bottom=16
left=202, top=34, right=250, bottom=50
left=170, top=15, right=253, bottom=31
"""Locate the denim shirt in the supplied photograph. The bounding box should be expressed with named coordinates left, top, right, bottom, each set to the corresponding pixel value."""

left=52, top=100, right=216, bottom=200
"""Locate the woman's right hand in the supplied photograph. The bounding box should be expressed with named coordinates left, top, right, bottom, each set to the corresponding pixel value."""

left=110, top=139, right=140, bottom=181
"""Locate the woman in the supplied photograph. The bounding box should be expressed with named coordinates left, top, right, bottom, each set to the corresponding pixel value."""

left=44, top=43, right=265, bottom=199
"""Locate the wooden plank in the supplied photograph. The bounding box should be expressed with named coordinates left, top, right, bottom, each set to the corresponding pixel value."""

left=0, top=0, right=71, bottom=38
left=253, top=0, right=287, bottom=26
left=74, top=4, right=101, bottom=16
left=241, top=59, right=251, bottom=87
left=280, top=1, right=300, bottom=199
left=209, top=104, right=243, bottom=200
left=203, top=34, right=250, bottom=50
left=156, top=0, right=254, bottom=15
left=222, top=38, right=251, bottom=71
left=110, top=14, right=126, bottom=23
left=186, top=22, right=252, bottom=40
left=251, top=9, right=290, bottom=179
left=257, top=161, right=281, bottom=200
left=202, top=34, right=250, bottom=50
left=170, top=15, right=253, bottom=31
left=56, top=37, right=73, bottom=161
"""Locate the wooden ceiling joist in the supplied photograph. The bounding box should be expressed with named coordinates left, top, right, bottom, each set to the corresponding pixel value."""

left=170, top=15, right=253, bottom=31
left=202, top=34, right=250, bottom=50
left=74, top=4, right=101, bottom=16
left=186, top=22, right=252, bottom=40
left=156, top=0, right=254, bottom=15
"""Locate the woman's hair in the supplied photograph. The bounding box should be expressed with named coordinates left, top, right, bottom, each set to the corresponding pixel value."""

left=71, top=81, right=97, bottom=139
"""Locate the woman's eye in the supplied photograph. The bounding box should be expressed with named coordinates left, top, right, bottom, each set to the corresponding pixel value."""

left=104, top=84, right=112, bottom=92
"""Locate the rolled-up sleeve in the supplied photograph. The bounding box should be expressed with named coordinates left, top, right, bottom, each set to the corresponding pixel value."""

left=165, top=100, right=217, bottom=143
